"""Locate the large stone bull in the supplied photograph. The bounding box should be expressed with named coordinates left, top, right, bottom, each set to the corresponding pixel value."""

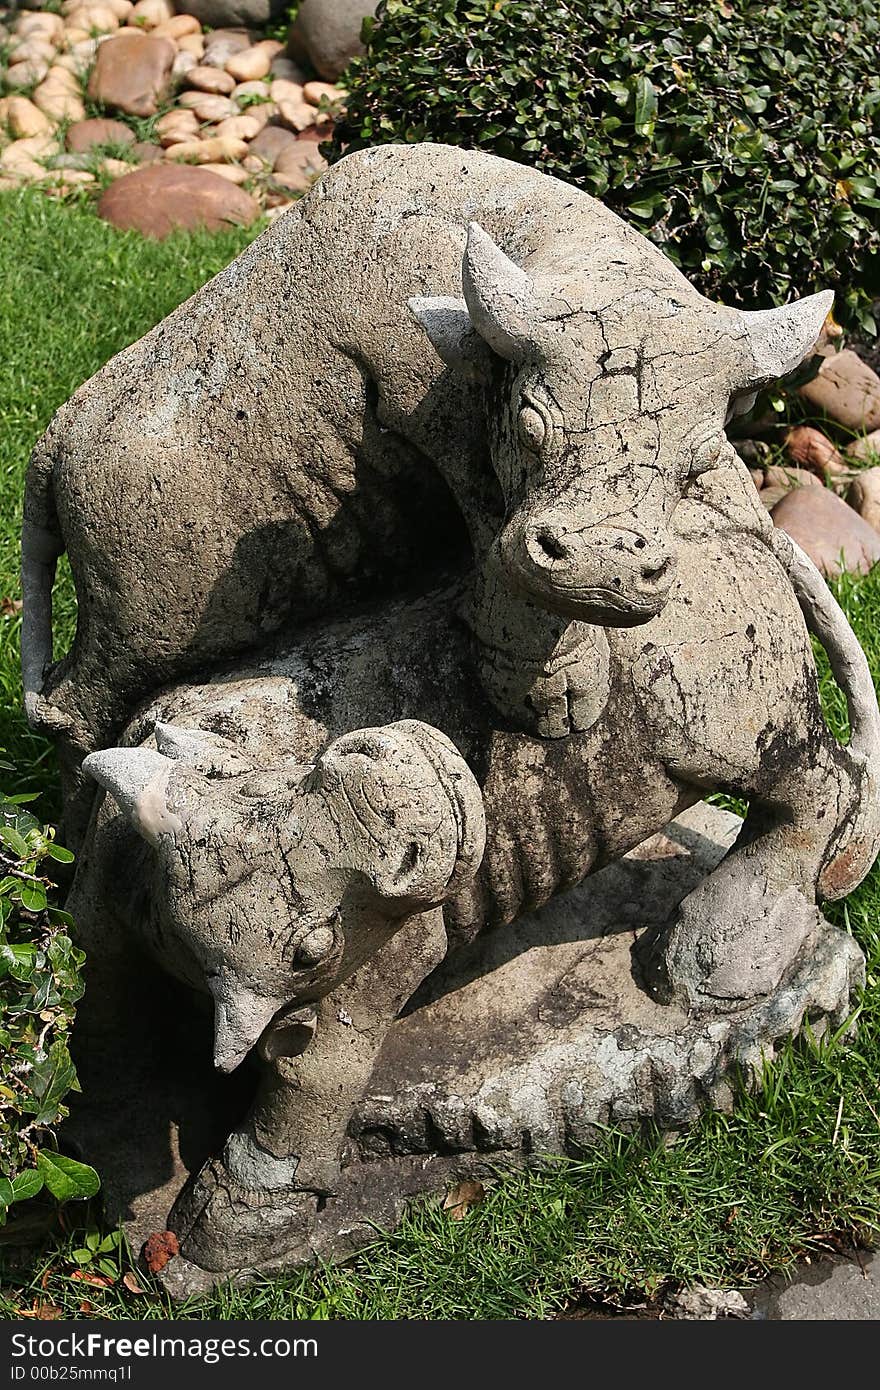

left=70, top=502, right=880, bottom=1275
left=22, top=143, right=831, bottom=836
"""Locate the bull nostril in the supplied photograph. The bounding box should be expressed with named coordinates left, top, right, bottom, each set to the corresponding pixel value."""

left=640, top=556, right=673, bottom=586
left=634, top=537, right=647, bottom=550
left=533, top=527, right=568, bottom=562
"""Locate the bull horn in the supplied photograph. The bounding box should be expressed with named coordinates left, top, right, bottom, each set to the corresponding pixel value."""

left=209, top=973, right=284, bottom=1073
left=737, top=289, right=834, bottom=387
left=82, top=746, right=182, bottom=847
left=462, top=222, right=539, bottom=362
left=154, top=721, right=250, bottom=777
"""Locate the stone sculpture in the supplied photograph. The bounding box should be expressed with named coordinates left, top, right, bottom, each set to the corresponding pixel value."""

left=23, top=144, right=834, bottom=838
left=33, top=144, right=880, bottom=1290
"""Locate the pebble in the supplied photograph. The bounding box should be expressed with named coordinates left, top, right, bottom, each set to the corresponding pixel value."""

left=129, top=0, right=173, bottom=27
left=202, top=29, right=251, bottom=70
left=15, top=13, right=65, bottom=43
left=225, top=39, right=283, bottom=83
left=64, top=5, right=120, bottom=32
left=275, top=96, right=319, bottom=133
left=799, top=350, right=880, bottom=433
left=181, top=93, right=237, bottom=121
left=784, top=425, right=848, bottom=478
left=4, top=95, right=54, bottom=138
left=303, top=80, right=345, bottom=107
left=200, top=162, right=249, bottom=184
left=176, top=33, right=205, bottom=60
left=273, top=137, right=327, bottom=190
left=232, top=80, right=271, bottom=100
left=33, top=73, right=86, bottom=122
left=5, top=59, right=51, bottom=89
left=846, top=468, right=880, bottom=535
left=153, top=15, right=202, bottom=39
left=164, top=135, right=248, bottom=164
left=8, top=37, right=58, bottom=66
left=847, top=428, right=880, bottom=464
left=213, top=114, right=262, bottom=141
left=185, top=65, right=236, bottom=95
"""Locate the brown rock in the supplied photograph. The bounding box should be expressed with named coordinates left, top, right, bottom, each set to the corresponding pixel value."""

left=97, top=162, right=260, bottom=236
left=798, top=350, right=880, bottom=432
left=846, top=468, right=880, bottom=535
left=771, top=484, right=880, bottom=577
left=784, top=425, right=848, bottom=478
left=185, top=64, right=236, bottom=95
left=67, top=117, right=135, bottom=152
left=847, top=428, right=880, bottom=465
left=248, top=122, right=299, bottom=169
left=87, top=32, right=175, bottom=118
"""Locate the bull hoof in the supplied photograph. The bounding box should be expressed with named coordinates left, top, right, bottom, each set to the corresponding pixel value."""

left=167, top=1158, right=321, bottom=1275
left=638, top=884, right=825, bottom=1015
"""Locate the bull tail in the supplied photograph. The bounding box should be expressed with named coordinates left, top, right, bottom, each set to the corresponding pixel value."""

left=772, top=529, right=880, bottom=898
left=21, top=440, right=69, bottom=737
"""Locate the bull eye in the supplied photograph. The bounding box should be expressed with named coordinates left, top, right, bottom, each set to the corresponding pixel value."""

left=517, top=403, right=548, bottom=453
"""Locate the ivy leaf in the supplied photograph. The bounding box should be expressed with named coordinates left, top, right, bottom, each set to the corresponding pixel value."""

left=634, top=75, right=657, bottom=137
left=11, top=1170, right=44, bottom=1202
left=35, top=1151, right=100, bottom=1203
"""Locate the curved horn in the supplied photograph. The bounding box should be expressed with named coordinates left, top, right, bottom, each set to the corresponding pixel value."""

left=462, top=222, right=540, bottom=362
left=83, top=746, right=182, bottom=847
left=737, top=289, right=834, bottom=387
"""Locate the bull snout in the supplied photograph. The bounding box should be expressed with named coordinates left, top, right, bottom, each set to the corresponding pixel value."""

left=504, top=510, right=678, bottom=624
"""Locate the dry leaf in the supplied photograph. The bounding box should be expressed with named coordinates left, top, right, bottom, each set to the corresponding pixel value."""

left=70, top=1269, right=114, bottom=1288
left=0, top=596, right=22, bottom=617
left=18, top=1301, right=63, bottom=1319
left=442, top=1179, right=485, bottom=1220
left=142, top=1230, right=179, bottom=1274
left=123, top=1270, right=147, bottom=1295
left=79, top=1300, right=95, bottom=1314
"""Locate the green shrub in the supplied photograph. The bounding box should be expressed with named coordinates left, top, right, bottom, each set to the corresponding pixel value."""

left=0, top=772, right=97, bottom=1226
left=335, top=0, right=880, bottom=330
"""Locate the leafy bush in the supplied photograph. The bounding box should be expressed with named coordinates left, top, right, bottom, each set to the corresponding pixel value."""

left=335, top=0, right=880, bottom=330
left=0, top=770, right=97, bottom=1226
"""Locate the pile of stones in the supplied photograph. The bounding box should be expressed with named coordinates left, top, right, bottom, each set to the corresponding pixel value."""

left=738, top=332, right=880, bottom=577
left=0, top=0, right=348, bottom=233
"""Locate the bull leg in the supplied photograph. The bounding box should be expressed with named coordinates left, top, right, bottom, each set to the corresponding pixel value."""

left=166, top=908, right=448, bottom=1274
left=641, top=736, right=872, bottom=1017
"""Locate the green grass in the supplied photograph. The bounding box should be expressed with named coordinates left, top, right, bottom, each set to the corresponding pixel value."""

left=0, top=187, right=878, bottom=1320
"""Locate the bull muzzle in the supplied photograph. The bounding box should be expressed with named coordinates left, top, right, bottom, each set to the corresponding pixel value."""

left=501, top=510, right=678, bottom=625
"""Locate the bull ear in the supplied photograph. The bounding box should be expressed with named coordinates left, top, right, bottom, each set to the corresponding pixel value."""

left=407, top=295, right=491, bottom=378
left=462, top=222, right=539, bottom=362
left=737, top=289, right=834, bottom=387
left=82, top=747, right=182, bottom=847
left=315, top=721, right=485, bottom=907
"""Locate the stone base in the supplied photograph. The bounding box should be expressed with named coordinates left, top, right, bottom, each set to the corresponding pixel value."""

left=65, top=804, right=864, bottom=1298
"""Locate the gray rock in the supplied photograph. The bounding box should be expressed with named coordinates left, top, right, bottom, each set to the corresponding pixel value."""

left=175, top=0, right=288, bottom=27
left=288, top=0, right=378, bottom=80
